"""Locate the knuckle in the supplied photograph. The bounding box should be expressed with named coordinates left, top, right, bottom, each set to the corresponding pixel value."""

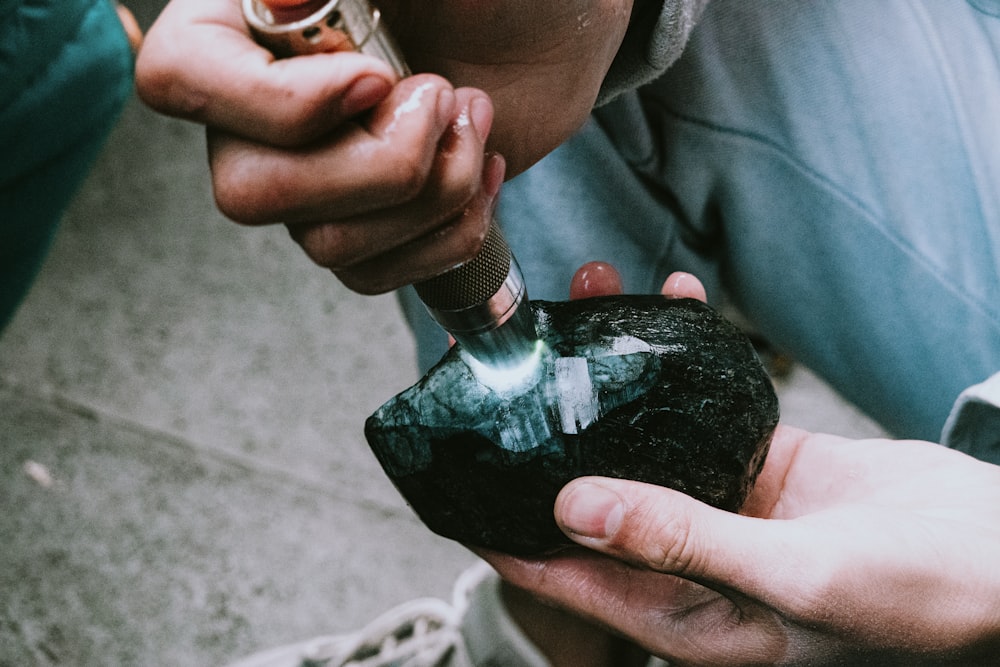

left=334, top=268, right=394, bottom=296
left=632, top=508, right=701, bottom=575
left=211, top=167, right=266, bottom=225
left=780, top=558, right=849, bottom=624
left=211, top=179, right=253, bottom=224
left=133, top=45, right=170, bottom=102
left=134, top=40, right=211, bottom=120
left=292, top=224, right=357, bottom=269
left=210, top=144, right=307, bottom=226
left=135, top=57, right=195, bottom=117
left=402, top=153, right=482, bottom=224
left=266, top=89, right=335, bottom=145
left=383, top=153, right=432, bottom=202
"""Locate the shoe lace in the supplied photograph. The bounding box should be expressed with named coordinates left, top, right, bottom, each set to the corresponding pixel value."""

left=295, top=597, right=463, bottom=667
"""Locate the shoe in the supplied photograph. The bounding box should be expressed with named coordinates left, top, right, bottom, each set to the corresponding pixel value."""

left=225, top=561, right=550, bottom=667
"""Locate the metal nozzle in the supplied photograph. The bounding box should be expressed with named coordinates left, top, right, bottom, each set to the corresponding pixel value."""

left=415, top=223, right=537, bottom=369
left=243, top=0, right=409, bottom=76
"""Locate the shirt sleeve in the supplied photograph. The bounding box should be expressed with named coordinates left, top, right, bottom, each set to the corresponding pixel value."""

left=942, top=372, right=1000, bottom=465
left=596, top=0, right=710, bottom=106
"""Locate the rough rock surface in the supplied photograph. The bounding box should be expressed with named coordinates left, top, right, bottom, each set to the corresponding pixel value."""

left=366, top=296, right=780, bottom=555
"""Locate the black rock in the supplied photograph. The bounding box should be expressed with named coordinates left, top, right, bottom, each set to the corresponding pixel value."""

left=365, top=296, right=780, bottom=555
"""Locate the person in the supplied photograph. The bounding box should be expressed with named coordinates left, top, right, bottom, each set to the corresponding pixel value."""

left=135, top=0, right=1000, bottom=664
left=0, top=0, right=138, bottom=331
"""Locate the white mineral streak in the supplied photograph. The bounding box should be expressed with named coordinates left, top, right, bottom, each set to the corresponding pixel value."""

left=555, top=356, right=598, bottom=435
left=498, top=391, right=553, bottom=453
left=604, top=335, right=652, bottom=356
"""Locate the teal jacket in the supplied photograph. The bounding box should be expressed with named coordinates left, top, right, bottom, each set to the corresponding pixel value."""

left=0, top=0, right=133, bottom=329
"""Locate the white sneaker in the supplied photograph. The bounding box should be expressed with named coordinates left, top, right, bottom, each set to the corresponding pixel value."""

left=225, top=561, right=550, bottom=667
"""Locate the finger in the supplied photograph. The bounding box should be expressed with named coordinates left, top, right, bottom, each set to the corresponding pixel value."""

left=286, top=89, right=495, bottom=269
left=739, top=424, right=813, bottom=520
left=209, top=75, right=460, bottom=225
left=569, top=262, right=624, bottom=299
left=482, top=550, right=788, bottom=666
left=116, top=4, right=143, bottom=52
left=553, top=477, right=800, bottom=609
left=333, top=153, right=506, bottom=294
left=547, top=474, right=1000, bottom=661
left=136, top=0, right=397, bottom=145
left=660, top=272, right=707, bottom=302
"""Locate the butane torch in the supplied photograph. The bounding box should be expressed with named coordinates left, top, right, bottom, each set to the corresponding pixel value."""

left=243, top=0, right=539, bottom=374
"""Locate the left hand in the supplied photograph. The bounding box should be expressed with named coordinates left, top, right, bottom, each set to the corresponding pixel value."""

left=479, top=264, right=1000, bottom=666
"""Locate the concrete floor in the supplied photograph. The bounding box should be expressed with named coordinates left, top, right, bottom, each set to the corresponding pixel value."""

left=0, top=4, right=887, bottom=664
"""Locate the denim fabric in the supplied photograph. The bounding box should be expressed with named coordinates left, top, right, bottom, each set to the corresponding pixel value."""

left=944, top=372, right=1000, bottom=462
left=597, top=0, right=709, bottom=106
left=0, top=0, right=133, bottom=330
left=400, top=0, right=1000, bottom=453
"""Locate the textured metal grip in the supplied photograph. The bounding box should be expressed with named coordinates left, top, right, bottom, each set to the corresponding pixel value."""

left=414, top=223, right=511, bottom=310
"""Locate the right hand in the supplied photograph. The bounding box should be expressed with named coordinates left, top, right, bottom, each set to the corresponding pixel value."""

left=135, top=0, right=634, bottom=294
left=136, top=0, right=502, bottom=294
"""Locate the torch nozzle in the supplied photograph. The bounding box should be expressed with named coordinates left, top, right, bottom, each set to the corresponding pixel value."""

left=414, top=222, right=539, bottom=371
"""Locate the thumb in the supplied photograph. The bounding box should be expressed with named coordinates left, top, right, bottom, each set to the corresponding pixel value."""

left=555, top=477, right=788, bottom=598
left=136, top=0, right=397, bottom=145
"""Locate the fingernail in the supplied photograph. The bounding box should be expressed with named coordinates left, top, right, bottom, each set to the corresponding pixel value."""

left=469, top=95, right=494, bottom=144
left=662, top=272, right=707, bottom=301
left=343, top=75, right=392, bottom=117
left=482, top=153, right=506, bottom=200
left=570, top=262, right=623, bottom=300
left=558, top=482, right=623, bottom=540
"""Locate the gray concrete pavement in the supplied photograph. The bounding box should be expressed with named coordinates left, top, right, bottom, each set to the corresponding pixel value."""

left=0, top=63, right=475, bottom=666
left=0, top=4, right=886, bottom=663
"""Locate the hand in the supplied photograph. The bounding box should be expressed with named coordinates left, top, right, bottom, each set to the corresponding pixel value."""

left=481, top=265, right=1000, bottom=666
left=135, top=0, right=633, bottom=294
